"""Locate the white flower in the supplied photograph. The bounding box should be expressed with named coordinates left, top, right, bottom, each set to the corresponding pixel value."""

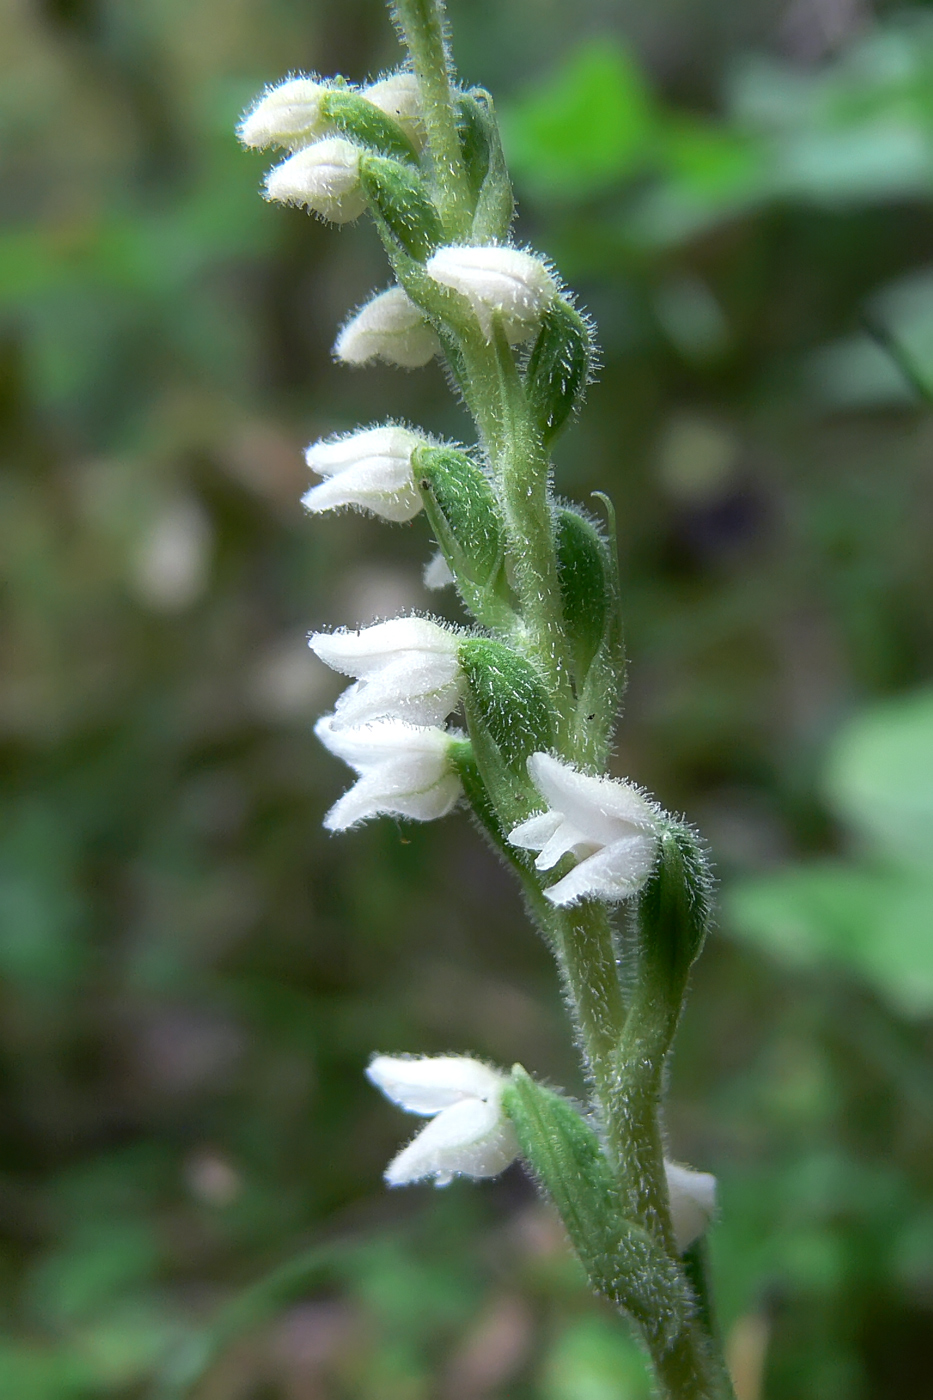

left=423, top=550, right=454, bottom=590
left=315, top=714, right=462, bottom=829
left=309, top=617, right=462, bottom=727
left=238, top=77, right=333, bottom=151
left=264, top=136, right=366, bottom=222
left=508, top=753, right=659, bottom=907
left=334, top=286, right=441, bottom=368
left=366, top=1054, right=519, bottom=1186
left=426, top=245, right=557, bottom=343
left=362, top=72, right=426, bottom=150
left=665, top=1161, right=717, bottom=1254
left=303, top=425, right=425, bottom=521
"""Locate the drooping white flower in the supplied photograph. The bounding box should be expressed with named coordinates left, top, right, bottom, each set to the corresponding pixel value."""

left=238, top=77, right=334, bottom=151
left=315, top=714, right=462, bottom=830
left=309, top=617, right=462, bottom=727
left=423, top=550, right=454, bottom=590
left=426, top=245, right=557, bottom=343
left=508, top=753, right=660, bottom=907
left=264, top=136, right=366, bottom=222
left=303, top=425, right=425, bottom=521
left=362, top=72, right=426, bottom=150
left=334, top=286, right=441, bottom=368
left=665, top=1161, right=717, bottom=1254
left=366, top=1054, right=519, bottom=1186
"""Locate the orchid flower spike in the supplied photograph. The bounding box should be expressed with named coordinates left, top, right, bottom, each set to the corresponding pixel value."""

left=362, top=72, right=426, bottom=149
left=264, top=136, right=366, bottom=222
left=426, top=245, right=557, bottom=343
left=309, top=617, right=462, bottom=727
left=366, top=1054, right=519, bottom=1186
left=238, top=76, right=333, bottom=151
left=315, top=714, right=462, bottom=829
left=335, top=286, right=441, bottom=368
left=665, top=1161, right=717, bottom=1254
left=508, top=753, right=660, bottom=906
left=303, top=425, right=426, bottom=521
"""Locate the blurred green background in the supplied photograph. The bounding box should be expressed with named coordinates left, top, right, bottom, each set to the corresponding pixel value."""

left=2, top=0, right=933, bottom=1396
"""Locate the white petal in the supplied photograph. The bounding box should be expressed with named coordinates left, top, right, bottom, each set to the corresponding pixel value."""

left=302, top=426, right=424, bottom=521
left=305, top=425, right=422, bottom=477
left=331, top=658, right=461, bottom=727
left=384, top=1098, right=519, bottom=1185
left=426, top=246, right=556, bottom=342
left=310, top=618, right=457, bottom=677
left=665, top=1161, right=717, bottom=1254
left=527, top=753, right=659, bottom=847
left=366, top=1054, right=507, bottom=1114
left=362, top=73, right=426, bottom=149
left=263, top=137, right=366, bottom=222
left=335, top=287, right=441, bottom=368
left=238, top=78, right=330, bottom=150
left=315, top=716, right=462, bottom=829
left=423, top=550, right=454, bottom=590
left=507, top=809, right=563, bottom=853
left=542, top=833, right=658, bottom=907
left=301, top=467, right=422, bottom=521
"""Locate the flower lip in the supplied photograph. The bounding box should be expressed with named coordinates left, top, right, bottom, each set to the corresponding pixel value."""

left=309, top=616, right=462, bottom=728
left=314, top=714, right=463, bottom=829
left=508, top=752, right=660, bottom=906
left=238, top=75, right=333, bottom=150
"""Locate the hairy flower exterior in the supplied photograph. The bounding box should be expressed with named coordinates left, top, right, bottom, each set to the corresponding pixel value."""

left=426, top=245, right=557, bottom=343
left=335, top=286, right=441, bottom=368
left=264, top=136, right=366, bottom=222
left=362, top=72, right=426, bottom=149
left=665, top=1161, right=717, bottom=1254
left=315, top=714, right=462, bottom=829
left=366, top=1054, right=519, bottom=1186
left=309, top=617, right=462, bottom=727
left=508, top=752, right=659, bottom=906
left=303, top=425, right=425, bottom=521
left=238, top=77, right=333, bottom=150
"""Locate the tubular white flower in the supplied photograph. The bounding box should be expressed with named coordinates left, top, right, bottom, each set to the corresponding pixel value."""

left=309, top=617, right=462, bottom=727
left=665, top=1161, right=717, bottom=1254
left=315, top=714, right=462, bottom=829
left=366, top=1054, right=519, bottom=1187
left=508, top=752, right=660, bottom=907
left=264, top=136, right=366, bottom=222
left=238, top=77, right=333, bottom=151
left=426, top=245, right=557, bottom=343
left=303, top=425, right=425, bottom=521
left=335, top=286, right=441, bottom=368
left=362, top=72, right=426, bottom=150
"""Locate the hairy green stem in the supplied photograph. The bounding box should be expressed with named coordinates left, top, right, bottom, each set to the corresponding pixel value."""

left=391, top=0, right=473, bottom=237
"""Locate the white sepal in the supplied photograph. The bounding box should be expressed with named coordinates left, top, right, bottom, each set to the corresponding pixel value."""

left=264, top=136, right=366, bottom=223
left=309, top=617, right=462, bottom=727
left=238, top=77, right=333, bottom=151
left=665, top=1161, right=717, bottom=1254
left=335, top=286, right=441, bottom=368
left=315, top=714, right=462, bottom=829
left=423, top=550, right=454, bottom=590
left=426, top=245, right=557, bottom=343
left=362, top=72, right=426, bottom=150
left=366, top=1054, right=519, bottom=1186
left=508, top=752, right=660, bottom=906
left=303, top=425, right=425, bottom=522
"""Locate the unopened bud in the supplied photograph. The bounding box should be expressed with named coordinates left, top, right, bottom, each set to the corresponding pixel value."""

left=363, top=73, right=426, bottom=151
left=456, top=91, right=514, bottom=243
left=238, top=76, right=333, bottom=151
left=426, top=245, right=556, bottom=344
left=264, top=136, right=365, bottom=222
left=335, top=287, right=441, bottom=368
left=360, top=155, right=441, bottom=259
left=525, top=298, right=593, bottom=442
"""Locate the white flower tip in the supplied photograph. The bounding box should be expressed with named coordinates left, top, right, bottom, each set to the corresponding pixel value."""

left=335, top=288, right=441, bottom=369
left=238, top=76, right=331, bottom=150
left=425, top=245, right=557, bottom=343
left=263, top=137, right=366, bottom=223
left=665, top=1161, right=717, bottom=1254
left=362, top=72, right=426, bottom=147
left=423, top=550, right=454, bottom=590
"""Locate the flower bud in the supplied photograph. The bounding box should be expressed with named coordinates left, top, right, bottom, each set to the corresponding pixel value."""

left=334, top=287, right=441, bottom=368
left=359, top=154, right=442, bottom=259
left=366, top=1054, right=519, bottom=1186
left=264, top=136, right=366, bottom=222
left=425, top=245, right=557, bottom=343
left=309, top=616, right=462, bottom=727
left=314, top=714, right=462, bottom=829
left=455, top=90, right=514, bottom=243
left=525, top=298, right=594, bottom=442
left=238, top=76, right=333, bottom=151
left=303, top=424, right=425, bottom=521
left=362, top=73, right=426, bottom=151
